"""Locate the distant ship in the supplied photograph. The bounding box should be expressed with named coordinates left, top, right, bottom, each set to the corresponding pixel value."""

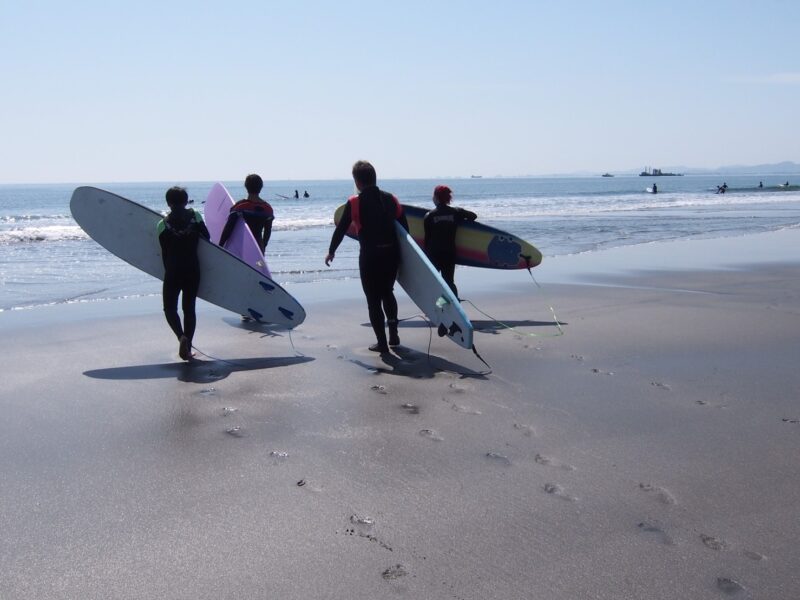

left=470, top=175, right=483, bottom=179
left=639, top=167, right=683, bottom=177
left=601, top=173, right=614, bottom=177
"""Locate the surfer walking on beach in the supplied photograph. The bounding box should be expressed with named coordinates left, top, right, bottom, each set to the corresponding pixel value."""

left=423, top=185, right=477, bottom=298
left=157, top=186, right=210, bottom=361
left=326, top=160, right=409, bottom=353
left=219, top=174, right=274, bottom=254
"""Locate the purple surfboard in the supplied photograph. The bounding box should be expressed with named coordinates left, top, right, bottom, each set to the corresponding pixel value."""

left=204, top=182, right=271, bottom=278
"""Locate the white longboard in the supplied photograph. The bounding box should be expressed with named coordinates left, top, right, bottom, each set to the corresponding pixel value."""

left=70, top=186, right=305, bottom=328
left=395, top=222, right=473, bottom=349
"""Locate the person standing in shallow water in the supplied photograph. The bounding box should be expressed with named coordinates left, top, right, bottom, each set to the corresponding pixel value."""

left=325, top=160, right=409, bottom=353
left=423, top=185, right=477, bottom=299
left=219, top=174, right=274, bottom=254
left=157, top=186, right=210, bottom=360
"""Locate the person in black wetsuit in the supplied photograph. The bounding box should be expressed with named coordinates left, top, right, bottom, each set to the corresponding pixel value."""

left=157, top=186, right=210, bottom=360
left=219, top=174, right=274, bottom=253
left=423, top=185, right=477, bottom=299
left=325, top=160, right=409, bottom=353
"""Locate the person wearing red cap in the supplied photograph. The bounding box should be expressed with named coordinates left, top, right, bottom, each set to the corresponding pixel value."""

left=326, top=161, right=409, bottom=353
left=423, top=185, right=477, bottom=298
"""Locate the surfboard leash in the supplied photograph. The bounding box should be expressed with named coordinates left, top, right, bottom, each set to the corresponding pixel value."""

left=189, top=325, right=305, bottom=367
left=459, top=267, right=564, bottom=340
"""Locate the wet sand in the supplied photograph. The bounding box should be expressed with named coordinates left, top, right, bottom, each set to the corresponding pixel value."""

left=2, top=231, right=800, bottom=599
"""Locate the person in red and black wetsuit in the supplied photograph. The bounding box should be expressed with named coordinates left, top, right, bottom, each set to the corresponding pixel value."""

left=219, top=173, right=274, bottom=253
left=326, top=160, right=409, bottom=353
left=157, top=186, right=210, bottom=360
left=423, top=185, right=477, bottom=299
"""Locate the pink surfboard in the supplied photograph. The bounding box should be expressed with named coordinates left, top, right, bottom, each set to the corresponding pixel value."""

left=204, top=182, right=271, bottom=278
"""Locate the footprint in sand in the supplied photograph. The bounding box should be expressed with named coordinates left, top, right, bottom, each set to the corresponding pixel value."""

left=485, top=452, right=512, bottom=466
left=700, top=534, right=727, bottom=551
left=782, top=418, right=799, bottom=424
left=716, top=577, right=745, bottom=596
left=742, top=549, right=766, bottom=561
left=535, top=453, right=575, bottom=471
left=637, top=521, right=674, bottom=545
left=419, top=429, right=444, bottom=441
left=371, top=385, right=387, bottom=394
left=326, top=344, right=338, bottom=351
left=401, top=403, right=420, bottom=415
left=513, top=423, right=536, bottom=437
left=571, top=354, right=585, bottom=362
left=381, top=564, right=408, bottom=580
left=345, top=515, right=393, bottom=551
left=269, top=450, right=289, bottom=464
left=448, top=382, right=468, bottom=394
left=695, top=399, right=728, bottom=409
left=225, top=426, right=246, bottom=438
left=638, top=483, right=677, bottom=505
left=543, top=483, right=577, bottom=501
left=197, top=388, right=217, bottom=397
left=591, top=368, right=614, bottom=376
left=450, top=403, right=482, bottom=415
left=650, top=381, right=671, bottom=391
left=350, top=514, right=376, bottom=531
left=220, top=406, right=238, bottom=417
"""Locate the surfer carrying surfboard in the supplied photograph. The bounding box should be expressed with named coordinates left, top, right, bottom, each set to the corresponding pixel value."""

left=423, top=185, right=477, bottom=298
left=219, top=174, right=274, bottom=254
left=326, top=161, right=409, bottom=353
left=156, top=186, right=210, bottom=360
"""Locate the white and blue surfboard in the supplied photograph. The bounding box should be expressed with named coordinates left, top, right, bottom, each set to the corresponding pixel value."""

left=395, top=222, right=474, bottom=349
left=70, top=186, right=305, bottom=328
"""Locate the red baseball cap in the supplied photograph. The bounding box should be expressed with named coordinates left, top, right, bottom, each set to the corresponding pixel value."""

left=433, top=185, right=452, bottom=201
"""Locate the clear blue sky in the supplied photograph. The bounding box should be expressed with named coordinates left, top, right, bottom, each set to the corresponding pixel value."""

left=1, top=0, right=798, bottom=183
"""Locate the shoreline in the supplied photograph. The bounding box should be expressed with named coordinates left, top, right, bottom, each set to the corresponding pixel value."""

left=3, top=225, right=800, bottom=324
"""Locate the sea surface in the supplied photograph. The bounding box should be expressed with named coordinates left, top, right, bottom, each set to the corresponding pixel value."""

left=1, top=175, right=799, bottom=312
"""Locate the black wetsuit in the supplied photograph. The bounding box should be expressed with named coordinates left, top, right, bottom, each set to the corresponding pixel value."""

left=219, top=198, right=274, bottom=253
left=423, top=204, right=477, bottom=298
left=157, top=208, right=210, bottom=342
left=329, top=186, right=409, bottom=348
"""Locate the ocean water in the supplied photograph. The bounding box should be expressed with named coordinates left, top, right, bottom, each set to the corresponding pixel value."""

left=1, top=175, right=799, bottom=312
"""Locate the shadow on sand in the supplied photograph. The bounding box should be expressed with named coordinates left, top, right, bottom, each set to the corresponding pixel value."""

left=84, top=356, right=314, bottom=384
left=349, top=345, right=487, bottom=380
left=221, top=317, right=293, bottom=337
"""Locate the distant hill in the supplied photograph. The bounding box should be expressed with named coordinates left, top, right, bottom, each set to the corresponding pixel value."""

left=679, top=161, right=800, bottom=175
left=602, top=161, right=800, bottom=177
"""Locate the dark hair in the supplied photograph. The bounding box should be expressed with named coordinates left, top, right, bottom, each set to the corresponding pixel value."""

left=352, top=160, right=377, bottom=187
left=165, top=186, right=189, bottom=208
left=244, top=174, right=263, bottom=194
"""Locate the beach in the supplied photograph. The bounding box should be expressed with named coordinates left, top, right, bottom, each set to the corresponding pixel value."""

left=1, top=228, right=799, bottom=599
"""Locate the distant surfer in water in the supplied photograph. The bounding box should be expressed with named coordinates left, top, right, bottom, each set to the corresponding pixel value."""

left=652, top=183, right=658, bottom=194
left=219, top=174, right=274, bottom=253
left=157, top=186, right=210, bottom=361
left=326, top=160, right=409, bottom=353
left=423, top=185, right=477, bottom=298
